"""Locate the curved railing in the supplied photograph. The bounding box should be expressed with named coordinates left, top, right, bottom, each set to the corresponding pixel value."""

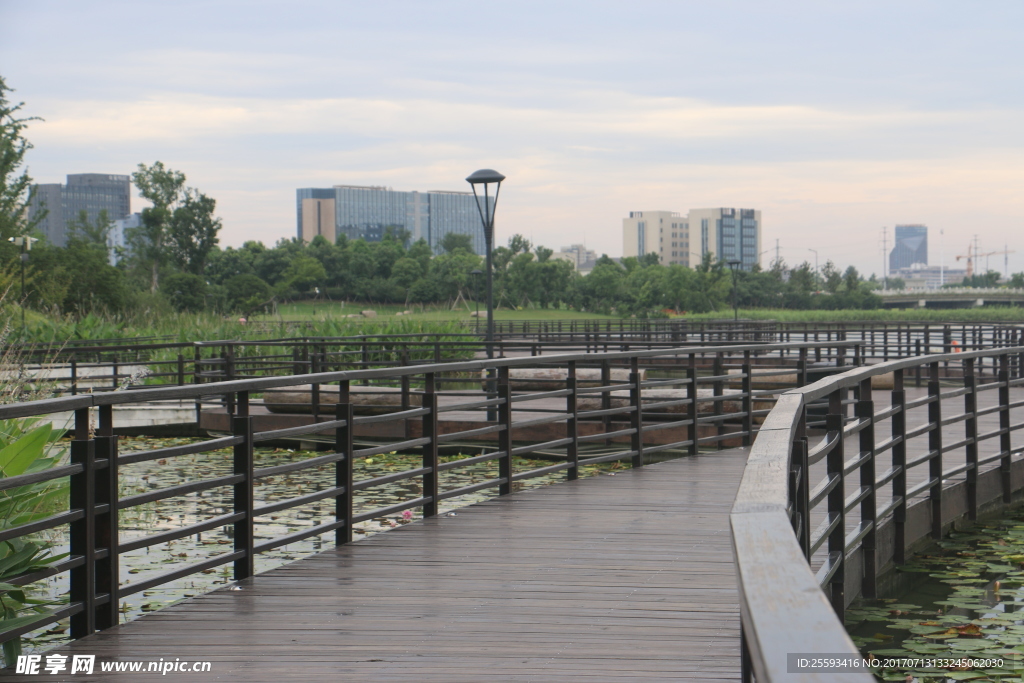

left=733, top=345, right=1024, bottom=681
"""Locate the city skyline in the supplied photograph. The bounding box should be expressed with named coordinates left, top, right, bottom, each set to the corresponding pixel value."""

left=3, top=1, right=1023, bottom=278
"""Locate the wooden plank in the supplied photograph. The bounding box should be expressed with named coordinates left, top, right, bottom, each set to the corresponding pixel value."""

left=16, top=449, right=750, bottom=681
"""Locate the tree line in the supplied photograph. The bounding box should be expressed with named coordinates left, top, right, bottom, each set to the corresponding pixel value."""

left=4, top=76, right=1022, bottom=321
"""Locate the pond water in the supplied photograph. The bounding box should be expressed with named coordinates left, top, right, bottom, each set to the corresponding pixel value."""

left=846, top=511, right=1024, bottom=681
left=21, top=438, right=625, bottom=655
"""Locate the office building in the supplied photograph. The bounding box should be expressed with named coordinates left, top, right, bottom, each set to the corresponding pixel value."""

left=622, top=211, right=690, bottom=266
left=686, top=208, right=761, bottom=270
left=621, top=207, right=761, bottom=269
left=889, top=224, right=928, bottom=272
left=296, top=185, right=489, bottom=254
left=28, top=174, right=131, bottom=247
left=553, top=244, right=598, bottom=270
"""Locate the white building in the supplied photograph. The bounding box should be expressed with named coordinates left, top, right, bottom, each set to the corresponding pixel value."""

left=621, top=208, right=761, bottom=269
left=108, top=213, right=140, bottom=265
left=622, top=211, right=690, bottom=266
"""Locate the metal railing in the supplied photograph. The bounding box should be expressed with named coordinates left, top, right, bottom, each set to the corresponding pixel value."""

left=0, top=340, right=853, bottom=647
left=732, top=344, right=1024, bottom=682
left=4, top=321, right=1022, bottom=400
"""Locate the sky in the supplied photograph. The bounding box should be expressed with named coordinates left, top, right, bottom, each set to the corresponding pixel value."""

left=2, top=0, right=1023, bottom=278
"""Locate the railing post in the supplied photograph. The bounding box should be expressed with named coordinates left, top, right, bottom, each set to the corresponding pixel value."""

left=826, top=389, right=846, bottom=620
left=233, top=412, right=255, bottom=581
left=687, top=353, right=699, bottom=456
left=797, top=430, right=811, bottom=559
left=70, top=355, right=78, bottom=395
left=964, top=357, right=979, bottom=520
left=629, top=356, right=644, bottom=468
left=400, top=352, right=410, bottom=411
left=336, top=381, right=353, bottom=545
left=892, top=369, right=907, bottom=564
left=741, top=350, right=753, bottom=447
left=928, top=362, right=943, bottom=540
left=95, top=404, right=119, bottom=630
left=915, top=339, right=922, bottom=387
left=797, top=346, right=808, bottom=387
left=310, top=354, right=320, bottom=422
left=422, top=373, right=439, bottom=517
left=857, top=377, right=877, bottom=599
left=177, top=353, right=185, bottom=386
left=193, top=343, right=203, bottom=423
left=498, top=366, right=512, bottom=495
left=69, top=407, right=96, bottom=639
left=224, top=345, right=235, bottom=415
left=1000, top=354, right=1013, bottom=504
left=566, top=361, right=579, bottom=481
left=713, top=352, right=724, bottom=449
left=601, top=360, right=612, bottom=445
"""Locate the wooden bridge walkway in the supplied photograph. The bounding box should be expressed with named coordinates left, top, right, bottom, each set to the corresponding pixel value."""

left=24, top=449, right=747, bottom=682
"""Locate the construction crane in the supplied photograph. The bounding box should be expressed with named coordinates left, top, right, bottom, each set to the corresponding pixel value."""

left=955, top=238, right=1016, bottom=278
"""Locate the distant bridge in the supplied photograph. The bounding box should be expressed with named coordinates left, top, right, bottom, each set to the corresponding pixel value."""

left=877, top=287, right=1024, bottom=308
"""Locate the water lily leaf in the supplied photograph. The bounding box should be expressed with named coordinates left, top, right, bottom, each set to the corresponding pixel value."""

left=949, top=639, right=998, bottom=651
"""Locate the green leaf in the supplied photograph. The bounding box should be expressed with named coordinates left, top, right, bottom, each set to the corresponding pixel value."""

left=0, top=424, right=51, bottom=478
left=0, top=611, right=50, bottom=635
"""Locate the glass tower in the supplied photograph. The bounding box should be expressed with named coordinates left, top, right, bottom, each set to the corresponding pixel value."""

left=889, top=225, right=928, bottom=271
left=297, top=185, right=489, bottom=254
left=28, top=174, right=131, bottom=247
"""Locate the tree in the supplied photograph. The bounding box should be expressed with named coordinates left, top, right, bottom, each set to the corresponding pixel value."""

left=160, top=272, right=207, bottom=313
left=0, top=77, right=41, bottom=242
left=67, top=209, right=112, bottom=252
left=128, top=162, right=222, bottom=290
left=440, top=232, right=474, bottom=254
left=507, top=234, right=532, bottom=256
left=168, top=189, right=221, bottom=274
left=225, top=273, right=272, bottom=315
left=129, top=162, right=186, bottom=293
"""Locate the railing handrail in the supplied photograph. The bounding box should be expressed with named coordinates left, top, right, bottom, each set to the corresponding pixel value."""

left=0, top=340, right=854, bottom=420
left=733, top=344, right=1024, bottom=682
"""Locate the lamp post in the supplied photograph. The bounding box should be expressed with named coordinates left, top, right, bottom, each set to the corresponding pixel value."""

left=465, top=169, right=504, bottom=360
left=470, top=269, right=482, bottom=330
left=9, top=236, right=37, bottom=334
left=727, top=260, right=742, bottom=323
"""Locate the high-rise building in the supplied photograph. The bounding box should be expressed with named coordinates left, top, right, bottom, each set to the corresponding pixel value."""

left=296, top=185, right=489, bottom=253
left=27, top=174, right=131, bottom=247
left=686, top=208, right=761, bottom=271
left=622, top=211, right=690, bottom=265
left=621, top=207, right=761, bottom=269
left=889, top=224, right=928, bottom=272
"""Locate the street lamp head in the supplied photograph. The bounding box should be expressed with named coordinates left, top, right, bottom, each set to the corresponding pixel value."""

left=465, top=169, right=505, bottom=185
left=466, top=169, right=504, bottom=245
left=470, top=269, right=482, bottom=276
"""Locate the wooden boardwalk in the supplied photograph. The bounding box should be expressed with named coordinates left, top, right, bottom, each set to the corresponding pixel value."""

left=20, top=449, right=747, bottom=682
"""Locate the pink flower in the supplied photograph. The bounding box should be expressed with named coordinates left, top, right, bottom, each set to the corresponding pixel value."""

left=401, top=510, right=413, bottom=521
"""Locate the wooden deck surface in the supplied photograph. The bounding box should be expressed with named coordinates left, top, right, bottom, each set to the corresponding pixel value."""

left=17, top=449, right=748, bottom=682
